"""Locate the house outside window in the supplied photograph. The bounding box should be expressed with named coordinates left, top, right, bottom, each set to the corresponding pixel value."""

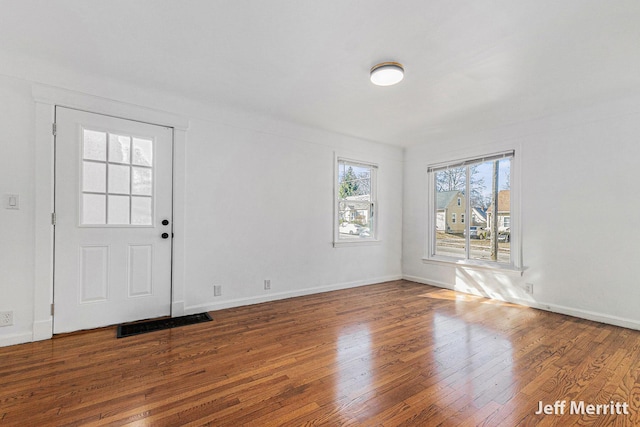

left=428, top=151, right=515, bottom=266
left=335, top=158, right=377, bottom=244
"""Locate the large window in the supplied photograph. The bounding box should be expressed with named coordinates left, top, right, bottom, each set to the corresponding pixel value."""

left=336, top=159, right=377, bottom=243
left=429, top=151, right=514, bottom=266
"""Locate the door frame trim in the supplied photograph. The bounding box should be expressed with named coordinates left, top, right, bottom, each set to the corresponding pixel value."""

left=33, top=84, right=189, bottom=341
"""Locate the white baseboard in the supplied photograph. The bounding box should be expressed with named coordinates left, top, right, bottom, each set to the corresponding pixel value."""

left=0, top=319, right=54, bottom=347
left=0, top=332, right=34, bottom=348
left=185, top=275, right=403, bottom=314
left=14, top=273, right=636, bottom=347
left=403, top=275, right=453, bottom=290
left=403, top=275, right=640, bottom=331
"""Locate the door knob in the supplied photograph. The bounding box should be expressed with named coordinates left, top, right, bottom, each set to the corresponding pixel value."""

left=162, top=219, right=169, bottom=226
left=161, top=233, right=169, bottom=239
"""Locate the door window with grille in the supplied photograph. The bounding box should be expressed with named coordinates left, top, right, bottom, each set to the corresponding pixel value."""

left=81, top=129, right=154, bottom=226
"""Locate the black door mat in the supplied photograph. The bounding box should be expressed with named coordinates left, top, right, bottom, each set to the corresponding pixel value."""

left=117, top=312, right=213, bottom=338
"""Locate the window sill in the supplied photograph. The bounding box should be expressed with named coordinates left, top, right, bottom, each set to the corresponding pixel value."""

left=421, top=256, right=524, bottom=276
left=334, top=239, right=381, bottom=248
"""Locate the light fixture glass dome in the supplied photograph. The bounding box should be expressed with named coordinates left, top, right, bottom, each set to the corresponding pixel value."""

left=370, top=62, right=404, bottom=86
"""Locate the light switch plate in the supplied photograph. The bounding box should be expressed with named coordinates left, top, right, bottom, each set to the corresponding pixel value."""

left=5, top=194, right=19, bottom=210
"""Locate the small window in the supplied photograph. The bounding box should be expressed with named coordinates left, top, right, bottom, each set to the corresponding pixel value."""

left=457, top=197, right=461, bottom=206
left=452, top=213, right=456, bottom=224
left=461, top=213, right=465, bottom=224
left=336, top=158, right=377, bottom=243
left=81, top=129, right=154, bottom=226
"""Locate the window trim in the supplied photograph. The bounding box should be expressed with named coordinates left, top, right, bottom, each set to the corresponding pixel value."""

left=334, top=155, right=380, bottom=247
left=425, top=149, right=522, bottom=271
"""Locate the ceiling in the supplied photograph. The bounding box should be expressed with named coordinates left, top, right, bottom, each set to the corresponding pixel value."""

left=1, top=0, right=640, bottom=146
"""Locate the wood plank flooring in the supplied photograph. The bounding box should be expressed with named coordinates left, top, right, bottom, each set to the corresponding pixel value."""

left=1, top=280, right=640, bottom=426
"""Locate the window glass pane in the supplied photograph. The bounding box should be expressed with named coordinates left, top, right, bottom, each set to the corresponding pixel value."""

left=108, top=164, right=130, bottom=194
left=131, top=197, right=152, bottom=225
left=132, top=167, right=152, bottom=195
left=338, top=163, right=346, bottom=185
left=337, top=160, right=376, bottom=240
left=108, top=134, right=131, bottom=164
left=469, top=158, right=511, bottom=263
left=338, top=201, right=373, bottom=238
left=434, top=167, right=466, bottom=258
left=338, top=163, right=371, bottom=201
left=82, top=162, right=106, bottom=193
left=81, top=129, right=156, bottom=228
left=82, top=194, right=106, bottom=224
left=83, top=130, right=106, bottom=161
left=132, top=138, right=153, bottom=166
left=108, top=195, right=130, bottom=224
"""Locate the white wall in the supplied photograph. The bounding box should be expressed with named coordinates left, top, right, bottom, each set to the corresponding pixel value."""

left=0, top=70, right=403, bottom=347
left=402, top=96, right=640, bottom=329
left=182, top=115, right=403, bottom=313
left=0, top=76, right=36, bottom=346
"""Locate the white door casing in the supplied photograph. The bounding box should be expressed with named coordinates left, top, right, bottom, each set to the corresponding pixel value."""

left=53, top=107, right=173, bottom=334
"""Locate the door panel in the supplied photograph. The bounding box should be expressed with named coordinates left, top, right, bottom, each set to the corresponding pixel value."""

left=54, top=107, right=173, bottom=334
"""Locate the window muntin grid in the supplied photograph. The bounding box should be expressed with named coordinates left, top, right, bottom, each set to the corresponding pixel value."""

left=80, top=129, right=154, bottom=226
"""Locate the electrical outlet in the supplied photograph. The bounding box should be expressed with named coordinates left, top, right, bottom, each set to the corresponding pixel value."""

left=213, top=285, right=222, bottom=297
left=264, top=279, right=271, bottom=290
left=5, top=194, right=19, bottom=210
left=524, top=283, right=534, bottom=295
left=0, top=311, right=13, bottom=327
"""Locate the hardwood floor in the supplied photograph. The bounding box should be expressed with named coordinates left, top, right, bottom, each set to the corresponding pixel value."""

left=1, top=280, right=639, bottom=426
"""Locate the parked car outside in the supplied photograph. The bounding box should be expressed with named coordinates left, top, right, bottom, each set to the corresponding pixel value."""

left=498, top=228, right=510, bottom=242
left=468, top=226, right=487, bottom=239
left=339, top=223, right=362, bottom=235
left=482, top=226, right=510, bottom=242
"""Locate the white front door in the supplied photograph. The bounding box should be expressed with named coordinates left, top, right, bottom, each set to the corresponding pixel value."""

left=53, top=107, right=173, bottom=334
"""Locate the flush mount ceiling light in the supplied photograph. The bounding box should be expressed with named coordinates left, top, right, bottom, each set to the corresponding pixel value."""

left=370, top=62, right=404, bottom=86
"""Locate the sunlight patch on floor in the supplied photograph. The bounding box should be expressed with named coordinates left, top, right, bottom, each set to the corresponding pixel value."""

left=418, top=289, right=522, bottom=307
